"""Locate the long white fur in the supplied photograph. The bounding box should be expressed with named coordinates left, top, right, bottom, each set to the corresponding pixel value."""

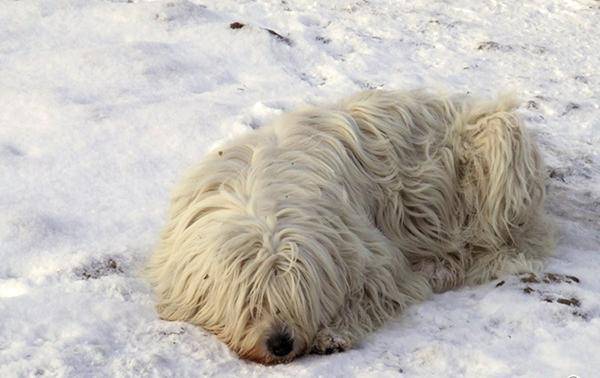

left=145, top=89, right=555, bottom=364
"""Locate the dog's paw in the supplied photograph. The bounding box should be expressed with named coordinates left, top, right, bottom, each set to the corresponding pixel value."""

left=413, top=260, right=460, bottom=293
left=310, top=329, right=351, bottom=355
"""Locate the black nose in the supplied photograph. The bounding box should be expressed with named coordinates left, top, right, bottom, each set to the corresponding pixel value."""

left=266, top=333, right=294, bottom=357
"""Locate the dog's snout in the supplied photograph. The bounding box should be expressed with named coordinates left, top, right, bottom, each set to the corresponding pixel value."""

left=266, top=332, right=294, bottom=357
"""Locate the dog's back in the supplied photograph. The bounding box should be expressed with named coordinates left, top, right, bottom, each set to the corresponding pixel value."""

left=334, top=90, right=554, bottom=291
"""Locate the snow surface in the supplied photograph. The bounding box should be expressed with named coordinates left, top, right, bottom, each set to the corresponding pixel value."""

left=1, top=0, right=599, bottom=377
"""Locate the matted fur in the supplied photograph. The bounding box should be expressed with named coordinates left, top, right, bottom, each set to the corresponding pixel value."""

left=145, top=90, right=555, bottom=364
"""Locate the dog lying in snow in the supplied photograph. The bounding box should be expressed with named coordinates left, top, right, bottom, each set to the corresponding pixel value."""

left=145, top=89, right=555, bottom=364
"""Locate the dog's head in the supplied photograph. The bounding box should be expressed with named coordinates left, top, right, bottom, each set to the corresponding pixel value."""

left=203, top=211, right=352, bottom=363
left=146, top=123, right=369, bottom=363
left=150, top=187, right=351, bottom=364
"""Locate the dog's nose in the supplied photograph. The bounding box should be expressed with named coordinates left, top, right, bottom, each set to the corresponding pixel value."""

left=266, top=332, right=294, bottom=357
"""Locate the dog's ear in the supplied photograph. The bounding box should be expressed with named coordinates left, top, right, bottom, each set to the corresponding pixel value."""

left=457, top=98, right=545, bottom=244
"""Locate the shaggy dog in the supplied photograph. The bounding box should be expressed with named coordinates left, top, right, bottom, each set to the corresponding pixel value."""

left=145, top=90, right=555, bottom=364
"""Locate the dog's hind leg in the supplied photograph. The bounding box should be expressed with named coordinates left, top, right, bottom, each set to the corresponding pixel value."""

left=455, top=98, right=556, bottom=284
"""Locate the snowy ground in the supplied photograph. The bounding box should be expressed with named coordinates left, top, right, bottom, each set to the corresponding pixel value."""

left=1, top=0, right=599, bottom=377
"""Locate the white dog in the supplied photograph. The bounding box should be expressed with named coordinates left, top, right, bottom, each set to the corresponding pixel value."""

left=145, top=90, right=555, bottom=364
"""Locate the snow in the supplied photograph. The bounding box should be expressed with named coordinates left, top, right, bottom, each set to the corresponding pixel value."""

left=1, top=0, right=599, bottom=376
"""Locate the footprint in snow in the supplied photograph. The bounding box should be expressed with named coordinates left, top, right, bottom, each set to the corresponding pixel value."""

left=495, top=272, right=588, bottom=320
left=73, top=257, right=124, bottom=280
